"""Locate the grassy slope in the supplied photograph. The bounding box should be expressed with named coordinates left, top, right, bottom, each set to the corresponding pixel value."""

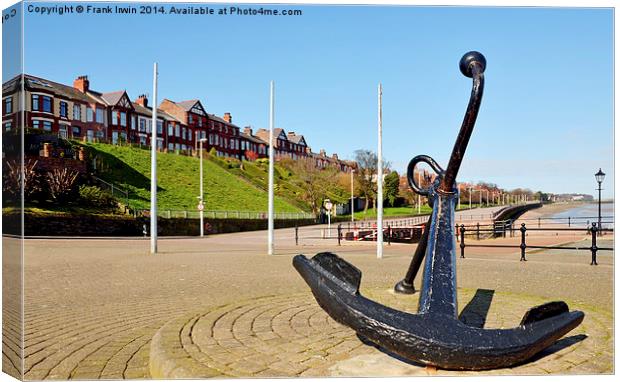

left=81, top=143, right=302, bottom=212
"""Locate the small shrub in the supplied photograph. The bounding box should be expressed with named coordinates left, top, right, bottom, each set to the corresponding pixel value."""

left=78, top=185, right=117, bottom=208
left=46, top=168, right=79, bottom=202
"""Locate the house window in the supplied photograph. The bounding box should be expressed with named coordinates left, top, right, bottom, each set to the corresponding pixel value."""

left=42, top=96, right=52, bottom=113
left=198, top=118, right=202, bottom=127
left=189, top=115, right=193, bottom=124
left=32, top=120, right=39, bottom=129
left=131, top=115, right=137, bottom=130
left=96, top=108, right=104, bottom=123
left=182, top=127, right=186, bottom=140
left=188, top=129, right=192, bottom=141
left=87, top=107, right=94, bottom=122
left=59, top=101, right=68, bottom=118
left=4, top=122, right=12, bottom=131
left=72, top=126, right=81, bottom=136
left=120, top=112, right=127, bottom=127
left=42, top=120, right=52, bottom=131
left=175, top=126, right=180, bottom=137
left=157, top=120, right=163, bottom=135
left=73, top=104, right=81, bottom=120
left=168, top=143, right=174, bottom=151
left=32, top=95, right=39, bottom=111
left=168, top=123, right=174, bottom=136
left=112, top=111, right=118, bottom=125
left=59, top=125, right=68, bottom=139
left=4, top=97, right=12, bottom=114
left=139, top=119, right=146, bottom=132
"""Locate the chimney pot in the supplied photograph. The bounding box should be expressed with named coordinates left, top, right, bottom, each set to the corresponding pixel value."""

left=136, top=94, right=148, bottom=108
left=223, top=112, right=232, bottom=123
left=73, top=75, right=90, bottom=93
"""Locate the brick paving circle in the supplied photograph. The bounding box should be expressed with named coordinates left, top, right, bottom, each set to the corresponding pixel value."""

left=149, top=288, right=613, bottom=378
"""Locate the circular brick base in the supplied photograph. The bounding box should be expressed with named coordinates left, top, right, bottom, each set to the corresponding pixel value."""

left=149, top=288, right=613, bottom=378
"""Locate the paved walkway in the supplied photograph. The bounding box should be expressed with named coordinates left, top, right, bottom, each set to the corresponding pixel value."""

left=2, top=204, right=614, bottom=379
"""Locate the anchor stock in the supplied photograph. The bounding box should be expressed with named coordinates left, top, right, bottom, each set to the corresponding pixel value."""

left=292, top=51, right=584, bottom=370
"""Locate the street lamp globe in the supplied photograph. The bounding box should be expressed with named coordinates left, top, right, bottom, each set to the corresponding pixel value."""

left=595, top=168, right=605, bottom=184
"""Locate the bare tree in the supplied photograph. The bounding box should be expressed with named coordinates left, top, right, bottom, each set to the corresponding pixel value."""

left=353, top=149, right=391, bottom=213
left=280, top=158, right=342, bottom=215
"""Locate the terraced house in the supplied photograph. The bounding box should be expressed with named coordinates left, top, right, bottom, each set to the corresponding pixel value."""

left=2, top=74, right=355, bottom=172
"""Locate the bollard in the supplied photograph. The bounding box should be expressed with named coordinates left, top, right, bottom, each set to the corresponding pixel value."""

left=338, top=224, right=342, bottom=246
left=476, top=222, right=480, bottom=241
left=590, top=223, right=598, bottom=265
left=568, top=216, right=571, bottom=227
left=295, top=226, right=299, bottom=246
left=503, top=221, right=507, bottom=238
left=520, top=223, right=527, bottom=261
left=538, top=217, right=541, bottom=228
left=388, top=225, right=391, bottom=246
left=460, top=225, right=466, bottom=258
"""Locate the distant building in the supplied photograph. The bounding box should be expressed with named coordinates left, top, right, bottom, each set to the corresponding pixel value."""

left=2, top=74, right=355, bottom=172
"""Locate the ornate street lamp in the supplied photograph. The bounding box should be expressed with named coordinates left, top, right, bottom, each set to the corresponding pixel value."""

left=595, top=168, right=605, bottom=235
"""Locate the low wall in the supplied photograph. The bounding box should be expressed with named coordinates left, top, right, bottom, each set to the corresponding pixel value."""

left=493, top=203, right=543, bottom=222
left=2, top=212, right=318, bottom=237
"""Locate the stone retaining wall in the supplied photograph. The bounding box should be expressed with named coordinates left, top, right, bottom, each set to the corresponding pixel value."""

left=2, top=212, right=318, bottom=237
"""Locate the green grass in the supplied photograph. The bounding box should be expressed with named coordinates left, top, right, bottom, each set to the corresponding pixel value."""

left=80, top=143, right=303, bottom=213
left=349, top=203, right=495, bottom=220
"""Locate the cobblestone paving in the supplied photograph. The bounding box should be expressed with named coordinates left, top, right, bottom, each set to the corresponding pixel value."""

left=6, top=221, right=613, bottom=379
left=149, top=288, right=612, bottom=378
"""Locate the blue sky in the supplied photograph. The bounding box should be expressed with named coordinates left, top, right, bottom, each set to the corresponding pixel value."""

left=4, top=2, right=614, bottom=198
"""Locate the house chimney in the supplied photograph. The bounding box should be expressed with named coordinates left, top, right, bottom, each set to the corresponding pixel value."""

left=243, top=126, right=253, bottom=136
left=223, top=112, right=232, bottom=123
left=73, top=75, right=89, bottom=92
left=320, top=149, right=326, bottom=157
left=332, top=153, right=338, bottom=160
left=287, top=131, right=296, bottom=137
left=135, top=94, right=148, bottom=108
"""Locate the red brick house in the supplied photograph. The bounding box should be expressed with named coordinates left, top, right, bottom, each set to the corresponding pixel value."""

left=207, top=112, right=241, bottom=158
left=239, top=127, right=267, bottom=160
left=2, top=74, right=108, bottom=141
left=159, top=99, right=206, bottom=153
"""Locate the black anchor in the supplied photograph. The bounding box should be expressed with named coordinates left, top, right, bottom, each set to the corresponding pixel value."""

left=293, top=51, right=584, bottom=370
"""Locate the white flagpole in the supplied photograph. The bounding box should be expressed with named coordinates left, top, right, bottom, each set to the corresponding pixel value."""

left=268, top=81, right=275, bottom=255
left=150, top=62, right=158, bottom=254
left=377, top=83, right=383, bottom=259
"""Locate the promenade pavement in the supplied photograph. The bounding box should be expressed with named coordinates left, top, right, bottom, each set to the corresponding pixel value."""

left=2, top=204, right=614, bottom=379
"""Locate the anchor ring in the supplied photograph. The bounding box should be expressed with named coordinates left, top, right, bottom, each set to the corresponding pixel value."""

left=407, top=154, right=444, bottom=196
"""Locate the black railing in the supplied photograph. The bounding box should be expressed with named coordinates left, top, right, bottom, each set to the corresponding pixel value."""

left=457, top=222, right=613, bottom=265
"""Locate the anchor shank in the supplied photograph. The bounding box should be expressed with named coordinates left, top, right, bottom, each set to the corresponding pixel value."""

left=439, top=61, right=485, bottom=193
left=417, top=190, right=459, bottom=317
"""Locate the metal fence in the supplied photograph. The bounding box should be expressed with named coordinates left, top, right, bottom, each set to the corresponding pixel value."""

left=457, top=223, right=613, bottom=265
left=135, top=209, right=315, bottom=220
left=91, top=176, right=130, bottom=206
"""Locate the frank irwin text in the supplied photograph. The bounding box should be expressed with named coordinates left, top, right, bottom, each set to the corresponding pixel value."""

left=27, top=4, right=303, bottom=16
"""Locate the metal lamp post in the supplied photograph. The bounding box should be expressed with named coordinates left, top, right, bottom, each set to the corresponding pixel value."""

left=351, top=169, right=355, bottom=223
left=324, top=199, right=333, bottom=238
left=198, top=138, right=207, bottom=237
left=595, top=168, right=605, bottom=235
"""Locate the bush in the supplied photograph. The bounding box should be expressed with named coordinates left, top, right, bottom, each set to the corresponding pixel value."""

left=78, top=185, right=117, bottom=208
left=46, top=168, right=79, bottom=202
